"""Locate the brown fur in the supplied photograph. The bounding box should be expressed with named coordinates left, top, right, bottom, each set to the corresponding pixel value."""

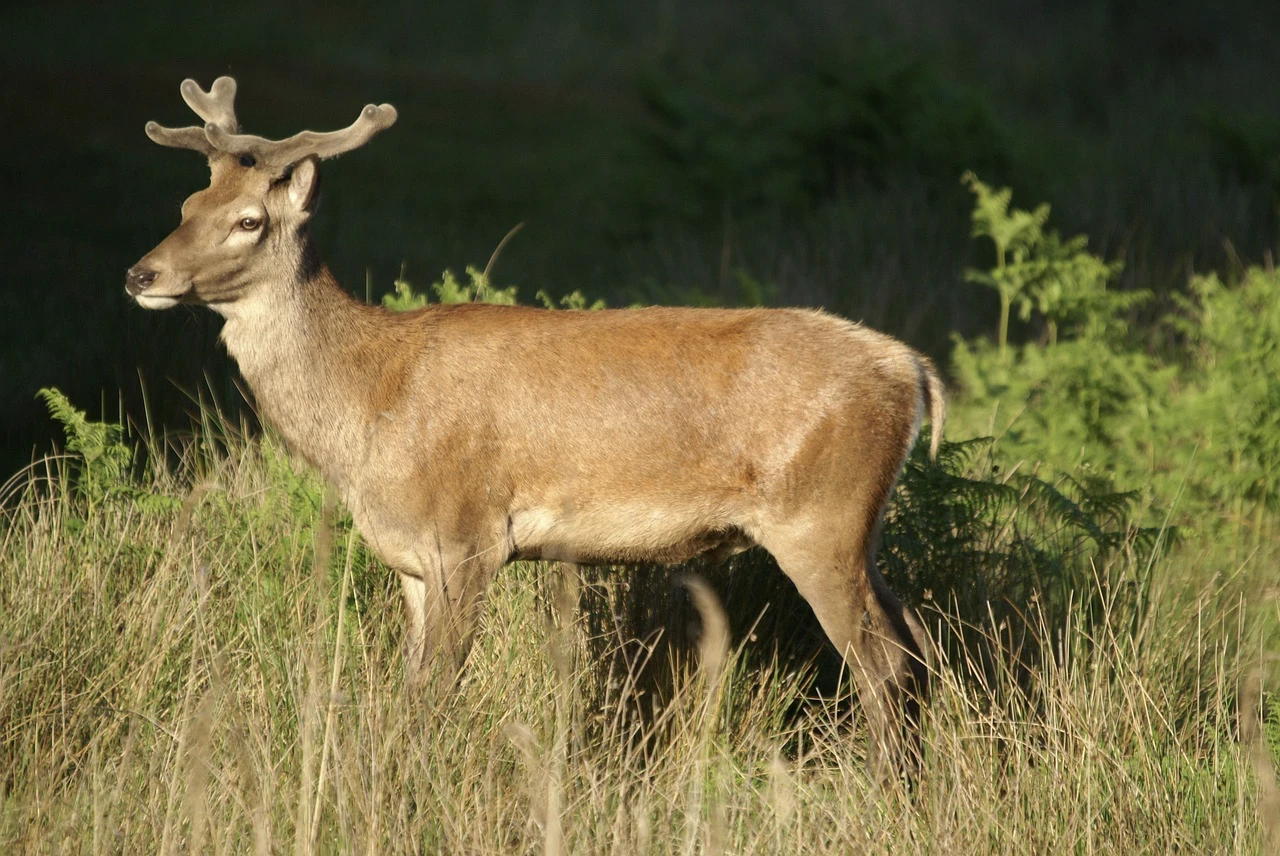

left=127, top=78, right=944, bottom=781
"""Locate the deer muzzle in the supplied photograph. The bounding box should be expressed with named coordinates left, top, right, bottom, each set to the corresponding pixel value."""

left=125, top=259, right=192, bottom=309
left=125, top=266, right=158, bottom=296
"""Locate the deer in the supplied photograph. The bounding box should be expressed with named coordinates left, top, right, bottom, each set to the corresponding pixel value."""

left=126, top=76, right=944, bottom=781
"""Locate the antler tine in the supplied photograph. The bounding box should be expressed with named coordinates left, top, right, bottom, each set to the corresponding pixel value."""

left=203, top=103, right=399, bottom=169
left=145, top=122, right=215, bottom=156
left=144, top=76, right=240, bottom=157
left=179, top=77, right=240, bottom=132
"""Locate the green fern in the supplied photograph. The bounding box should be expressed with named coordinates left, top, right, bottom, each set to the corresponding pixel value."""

left=381, top=276, right=430, bottom=312
left=36, top=387, right=177, bottom=514
left=953, top=179, right=1280, bottom=543
left=431, top=267, right=518, bottom=305
left=962, top=172, right=1139, bottom=353
left=880, top=436, right=1165, bottom=694
left=534, top=288, right=606, bottom=310
left=1166, top=268, right=1280, bottom=516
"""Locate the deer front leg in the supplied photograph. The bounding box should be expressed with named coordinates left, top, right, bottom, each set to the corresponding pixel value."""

left=398, top=570, right=430, bottom=685
left=397, top=543, right=503, bottom=687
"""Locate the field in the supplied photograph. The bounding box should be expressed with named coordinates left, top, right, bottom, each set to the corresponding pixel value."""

left=3, top=0, right=1280, bottom=852
left=1, top=403, right=1276, bottom=853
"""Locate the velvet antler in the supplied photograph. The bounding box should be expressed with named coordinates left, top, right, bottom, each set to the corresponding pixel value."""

left=144, top=76, right=397, bottom=169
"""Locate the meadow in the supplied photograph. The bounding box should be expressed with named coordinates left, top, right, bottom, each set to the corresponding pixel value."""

left=1, top=378, right=1275, bottom=852
left=4, top=226, right=1279, bottom=849
left=3, top=0, right=1280, bottom=851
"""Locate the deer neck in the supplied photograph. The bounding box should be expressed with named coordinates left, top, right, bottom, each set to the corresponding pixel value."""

left=217, top=250, right=384, bottom=492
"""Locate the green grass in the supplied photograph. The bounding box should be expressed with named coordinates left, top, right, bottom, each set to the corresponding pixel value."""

left=1, top=418, right=1275, bottom=853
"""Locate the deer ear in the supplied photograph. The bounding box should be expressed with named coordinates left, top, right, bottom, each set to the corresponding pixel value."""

left=286, top=157, right=320, bottom=212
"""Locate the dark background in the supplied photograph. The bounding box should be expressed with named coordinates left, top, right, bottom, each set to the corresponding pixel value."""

left=4, top=0, right=1278, bottom=478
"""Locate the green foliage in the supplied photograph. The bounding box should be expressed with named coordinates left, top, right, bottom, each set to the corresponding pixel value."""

left=954, top=179, right=1168, bottom=498
left=534, top=288, right=607, bottom=311
left=1166, top=268, right=1280, bottom=516
left=382, top=266, right=517, bottom=311
left=256, top=432, right=325, bottom=523
left=950, top=334, right=1173, bottom=494
left=885, top=438, right=1161, bottom=606
left=881, top=437, right=1165, bottom=685
left=380, top=276, right=431, bottom=312
left=383, top=267, right=603, bottom=312
left=35, top=387, right=177, bottom=515
left=962, top=173, right=1137, bottom=353
left=953, top=178, right=1280, bottom=543
left=638, top=51, right=1006, bottom=219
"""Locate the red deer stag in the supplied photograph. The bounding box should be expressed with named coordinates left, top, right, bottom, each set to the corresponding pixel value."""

left=127, top=77, right=943, bottom=779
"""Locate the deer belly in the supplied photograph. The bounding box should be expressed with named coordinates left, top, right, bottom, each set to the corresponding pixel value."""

left=508, top=503, right=753, bottom=565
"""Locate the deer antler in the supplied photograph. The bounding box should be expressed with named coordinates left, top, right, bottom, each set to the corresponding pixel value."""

left=144, top=76, right=397, bottom=169
left=206, top=103, right=398, bottom=167
left=145, top=77, right=240, bottom=158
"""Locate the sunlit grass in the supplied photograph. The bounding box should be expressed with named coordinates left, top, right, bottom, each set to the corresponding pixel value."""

left=1, top=422, right=1276, bottom=854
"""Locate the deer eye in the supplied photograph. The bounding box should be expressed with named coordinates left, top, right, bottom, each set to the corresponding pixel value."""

left=238, top=217, right=262, bottom=231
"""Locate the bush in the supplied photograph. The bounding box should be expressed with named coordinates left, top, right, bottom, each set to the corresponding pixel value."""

left=382, top=266, right=603, bottom=312
left=1164, top=267, right=1280, bottom=524
left=951, top=176, right=1280, bottom=543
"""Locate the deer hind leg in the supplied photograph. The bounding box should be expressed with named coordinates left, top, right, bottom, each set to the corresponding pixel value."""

left=857, top=561, right=929, bottom=783
left=763, top=526, right=928, bottom=783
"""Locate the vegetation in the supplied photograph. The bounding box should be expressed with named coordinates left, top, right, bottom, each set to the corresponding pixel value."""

left=3, top=221, right=1277, bottom=847
left=4, top=2, right=1280, bottom=849
left=637, top=51, right=1007, bottom=219
left=952, top=175, right=1280, bottom=545
left=0, top=400, right=1273, bottom=852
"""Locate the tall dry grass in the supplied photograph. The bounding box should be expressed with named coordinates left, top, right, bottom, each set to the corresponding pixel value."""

left=0, top=429, right=1276, bottom=853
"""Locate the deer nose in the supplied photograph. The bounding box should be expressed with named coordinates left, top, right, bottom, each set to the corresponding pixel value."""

left=125, top=266, right=158, bottom=295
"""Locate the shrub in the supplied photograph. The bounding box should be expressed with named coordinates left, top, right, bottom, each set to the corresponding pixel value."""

left=951, top=175, right=1280, bottom=543
left=382, top=266, right=603, bottom=312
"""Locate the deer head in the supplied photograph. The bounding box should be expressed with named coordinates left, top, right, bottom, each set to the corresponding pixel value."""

left=125, top=77, right=397, bottom=312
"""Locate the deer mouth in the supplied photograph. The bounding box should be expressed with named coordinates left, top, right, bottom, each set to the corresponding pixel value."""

left=134, top=292, right=188, bottom=310
left=125, top=265, right=193, bottom=308
left=127, top=284, right=194, bottom=309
